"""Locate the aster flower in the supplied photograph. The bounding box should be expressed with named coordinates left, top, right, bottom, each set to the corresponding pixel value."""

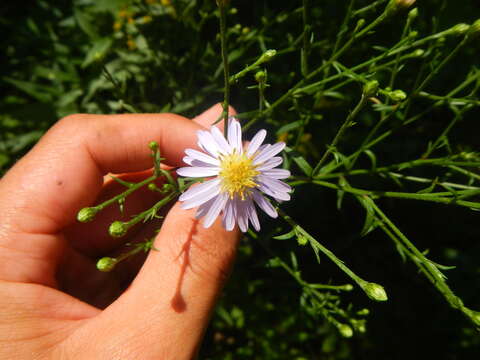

left=176, top=117, right=291, bottom=232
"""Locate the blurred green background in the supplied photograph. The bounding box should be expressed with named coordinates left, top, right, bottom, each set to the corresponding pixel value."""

left=1, top=0, right=480, bottom=359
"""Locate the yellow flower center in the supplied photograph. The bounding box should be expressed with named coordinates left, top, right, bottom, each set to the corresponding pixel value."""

left=219, top=152, right=259, bottom=200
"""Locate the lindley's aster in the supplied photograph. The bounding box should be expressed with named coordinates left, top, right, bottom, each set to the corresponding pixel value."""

left=176, top=117, right=291, bottom=232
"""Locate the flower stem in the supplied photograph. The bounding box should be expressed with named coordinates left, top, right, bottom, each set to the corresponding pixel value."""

left=218, top=1, right=230, bottom=135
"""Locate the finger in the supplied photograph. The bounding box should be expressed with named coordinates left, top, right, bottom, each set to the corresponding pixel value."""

left=192, top=102, right=237, bottom=129
left=75, top=204, right=240, bottom=359
left=67, top=103, right=237, bottom=258
left=0, top=113, right=204, bottom=285
left=74, top=104, right=241, bottom=357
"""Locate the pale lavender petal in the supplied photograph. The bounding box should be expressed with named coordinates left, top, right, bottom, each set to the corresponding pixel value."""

left=246, top=129, right=267, bottom=157
left=183, top=156, right=194, bottom=165
left=196, top=197, right=217, bottom=219
left=181, top=186, right=221, bottom=209
left=261, top=168, right=290, bottom=179
left=227, top=117, right=242, bottom=153
left=253, top=142, right=286, bottom=165
left=179, top=178, right=221, bottom=201
left=197, top=130, right=220, bottom=157
left=252, top=190, right=278, bottom=218
left=222, top=199, right=236, bottom=231
left=203, top=193, right=229, bottom=228
left=257, top=175, right=292, bottom=193
left=235, top=198, right=249, bottom=232
left=246, top=199, right=260, bottom=231
left=255, top=156, right=283, bottom=171
left=210, top=126, right=232, bottom=154
left=185, top=149, right=220, bottom=166
left=177, top=166, right=219, bottom=178
left=258, top=183, right=291, bottom=201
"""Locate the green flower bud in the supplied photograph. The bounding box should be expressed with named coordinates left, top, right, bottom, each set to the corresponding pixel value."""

left=109, top=221, right=128, bottom=238
left=229, top=7, right=238, bottom=15
left=363, top=80, right=379, bottom=97
left=408, top=7, right=418, bottom=20
left=388, top=89, right=407, bottom=102
left=297, top=235, right=308, bottom=246
left=362, top=282, right=388, bottom=301
left=97, top=257, right=118, bottom=272
left=77, top=207, right=99, bottom=223
left=149, top=141, right=159, bottom=151
left=255, top=71, right=266, bottom=83
left=161, top=183, right=174, bottom=193
left=357, top=308, right=370, bottom=316
left=470, top=19, right=480, bottom=36
left=260, top=49, right=277, bottom=62
left=409, top=30, right=418, bottom=39
left=411, top=49, right=425, bottom=57
left=386, top=0, right=416, bottom=16
left=343, top=284, right=354, bottom=291
left=337, top=324, right=353, bottom=338
left=148, top=183, right=158, bottom=191
left=450, top=23, right=470, bottom=36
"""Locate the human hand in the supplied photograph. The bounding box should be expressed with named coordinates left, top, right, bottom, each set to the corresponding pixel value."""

left=0, top=104, right=239, bottom=359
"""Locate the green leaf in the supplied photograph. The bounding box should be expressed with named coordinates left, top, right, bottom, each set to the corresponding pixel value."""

left=276, top=120, right=303, bottom=134
left=284, top=146, right=313, bottom=176
left=357, top=196, right=378, bottom=237
left=363, top=150, right=377, bottom=171
left=273, top=228, right=296, bottom=240
left=74, top=8, right=99, bottom=38
left=82, top=38, right=113, bottom=68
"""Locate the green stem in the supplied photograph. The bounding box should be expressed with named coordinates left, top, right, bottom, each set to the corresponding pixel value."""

left=312, top=94, right=368, bottom=176
left=278, top=208, right=371, bottom=291
left=218, top=1, right=230, bottom=134
left=97, top=175, right=157, bottom=211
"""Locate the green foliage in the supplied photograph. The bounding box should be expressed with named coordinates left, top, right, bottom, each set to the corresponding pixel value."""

left=2, top=0, right=480, bottom=358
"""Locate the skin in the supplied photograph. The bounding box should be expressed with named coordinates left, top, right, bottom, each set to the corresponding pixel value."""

left=0, top=104, right=240, bottom=359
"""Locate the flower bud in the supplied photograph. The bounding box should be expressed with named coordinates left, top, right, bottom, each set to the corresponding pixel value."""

left=411, top=49, right=425, bottom=57
left=148, top=183, right=158, bottom=191
left=388, top=89, right=407, bottom=102
left=450, top=23, right=470, bottom=36
left=470, top=19, right=480, bottom=36
left=394, top=0, right=416, bottom=10
left=408, top=7, right=418, bottom=21
left=297, top=234, right=308, bottom=246
left=149, top=141, right=159, bottom=151
left=260, top=49, right=277, bottom=62
left=161, top=183, right=174, bottom=193
left=363, top=80, right=379, bottom=97
left=255, top=71, right=266, bottom=83
left=386, top=0, right=416, bottom=16
left=362, top=282, right=388, bottom=301
left=97, top=257, right=118, bottom=272
left=337, top=324, right=353, bottom=338
left=109, top=221, right=128, bottom=238
left=77, top=207, right=99, bottom=223
left=357, top=308, right=370, bottom=316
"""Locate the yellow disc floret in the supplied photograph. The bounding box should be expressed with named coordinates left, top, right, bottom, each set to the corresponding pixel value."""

left=219, top=151, right=259, bottom=199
